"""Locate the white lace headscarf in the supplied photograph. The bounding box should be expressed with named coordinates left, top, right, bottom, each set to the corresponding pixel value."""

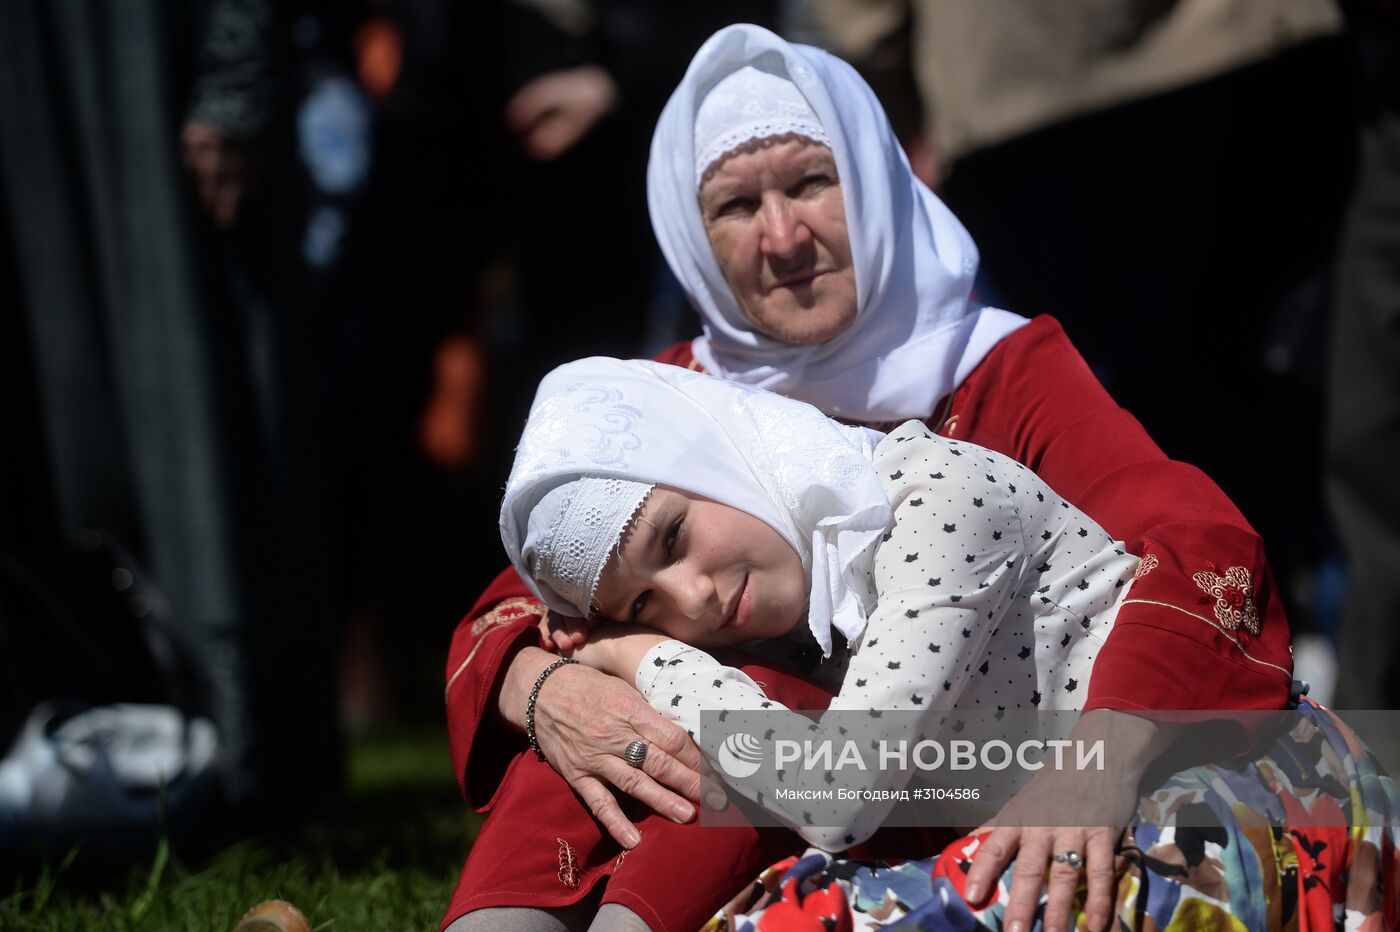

left=693, top=65, right=830, bottom=188
left=648, top=24, right=1028, bottom=422
left=501, top=357, right=894, bottom=656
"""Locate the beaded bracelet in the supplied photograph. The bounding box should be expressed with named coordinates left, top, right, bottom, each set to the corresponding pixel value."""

left=526, top=657, right=579, bottom=761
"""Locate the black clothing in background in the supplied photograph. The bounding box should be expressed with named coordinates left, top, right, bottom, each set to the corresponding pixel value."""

left=1329, top=4, right=1400, bottom=708
left=940, top=38, right=1356, bottom=633
left=0, top=0, right=338, bottom=829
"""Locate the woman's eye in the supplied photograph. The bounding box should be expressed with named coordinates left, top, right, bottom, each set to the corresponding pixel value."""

left=631, top=590, right=651, bottom=622
left=792, top=174, right=831, bottom=196
left=664, top=518, right=683, bottom=558
left=717, top=197, right=757, bottom=217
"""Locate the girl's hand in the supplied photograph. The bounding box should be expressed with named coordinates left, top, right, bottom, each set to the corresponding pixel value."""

left=538, top=611, right=595, bottom=652
left=566, top=622, right=670, bottom=680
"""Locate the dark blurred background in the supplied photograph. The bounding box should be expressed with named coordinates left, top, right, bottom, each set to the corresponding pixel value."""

left=0, top=0, right=1395, bottom=856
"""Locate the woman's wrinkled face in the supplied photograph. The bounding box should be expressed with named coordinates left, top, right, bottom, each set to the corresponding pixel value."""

left=591, top=486, right=806, bottom=647
left=699, top=138, right=857, bottom=345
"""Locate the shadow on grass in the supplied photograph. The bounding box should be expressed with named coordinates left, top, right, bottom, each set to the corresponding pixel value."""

left=0, top=729, right=483, bottom=932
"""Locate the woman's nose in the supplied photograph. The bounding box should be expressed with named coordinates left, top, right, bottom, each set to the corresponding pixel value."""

left=759, top=196, right=811, bottom=259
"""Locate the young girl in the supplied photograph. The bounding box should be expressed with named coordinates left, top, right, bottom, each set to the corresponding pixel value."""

left=503, top=356, right=1138, bottom=844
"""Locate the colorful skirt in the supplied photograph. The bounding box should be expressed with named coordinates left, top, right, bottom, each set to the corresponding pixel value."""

left=705, top=701, right=1400, bottom=931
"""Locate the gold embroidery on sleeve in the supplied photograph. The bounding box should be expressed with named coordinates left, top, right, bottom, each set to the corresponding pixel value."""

left=472, top=596, right=545, bottom=636
left=445, top=598, right=548, bottom=697
left=1191, top=565, right=1260, bottom=636
left=1132, top=554, right=1159, bottom=579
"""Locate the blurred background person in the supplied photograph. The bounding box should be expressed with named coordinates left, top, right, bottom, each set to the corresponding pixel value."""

left=488, top=0, right=782, bottom=456
left=302, top=0, right=504, bottom=734
left=0, top=0, right=338, bottom=834
left=326, top=0, right=783, bottom=729
left=1328, top=1, right=1400, bottom=708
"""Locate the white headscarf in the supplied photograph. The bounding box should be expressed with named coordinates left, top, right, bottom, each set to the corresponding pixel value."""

left=693, top=65, right=831, bottom=187
left=523, top=476, right=655, bottom=618
left=648, top=24, right=1028, bottom=422
left=501, top=358, right=894, bottom=656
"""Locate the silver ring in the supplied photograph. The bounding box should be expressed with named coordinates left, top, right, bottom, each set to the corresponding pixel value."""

left=624, top=740, right=648, bottom=769
left=1053, top=850, right=1084, bottom=870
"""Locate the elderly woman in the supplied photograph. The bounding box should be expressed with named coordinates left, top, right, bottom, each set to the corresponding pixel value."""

left=442, top=25, right=1294, bottom=932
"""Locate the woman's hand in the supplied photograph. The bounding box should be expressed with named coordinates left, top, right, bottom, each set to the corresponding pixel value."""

left=964, top=817, right=1125, bottom=932
left=499, top=647, right=716, bottom=849
left=962, top=712, right=1177, bottom=932
left=504, top=65, right=619, bottom=161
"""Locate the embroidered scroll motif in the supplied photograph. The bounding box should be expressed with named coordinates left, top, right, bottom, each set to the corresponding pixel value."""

left=614, top=849, right=627, bottom=872
left=557, top=837, right=580, bottom=888
left=471, top=597, right=545, bottom=637
left=1192, top=565, right=1260, bottom=636
left=445, top=597, right=549, bottom=698
left=1132, top=554, right=1159, bottom=579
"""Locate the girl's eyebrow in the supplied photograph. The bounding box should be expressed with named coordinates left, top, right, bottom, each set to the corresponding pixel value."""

left=599, top=505, right=663, bottom=621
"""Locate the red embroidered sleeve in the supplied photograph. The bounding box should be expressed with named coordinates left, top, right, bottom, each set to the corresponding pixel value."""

left=444, top=566, right=546, bottom=808
left=944, top=315, right=1291, bottom=712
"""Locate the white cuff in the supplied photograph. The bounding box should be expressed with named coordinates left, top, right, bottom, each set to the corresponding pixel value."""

left=634, top=640, right=705, bottom=697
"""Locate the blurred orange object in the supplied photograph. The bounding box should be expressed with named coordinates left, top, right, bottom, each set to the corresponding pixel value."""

left=232, top=900, right=310, bottom=932
left=419, top=333, right=486, bottom=471
left=354, top=17, right=403, bottom=101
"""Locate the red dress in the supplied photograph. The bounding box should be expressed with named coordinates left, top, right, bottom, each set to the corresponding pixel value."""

left=439, top=316, right=1291, bottom=932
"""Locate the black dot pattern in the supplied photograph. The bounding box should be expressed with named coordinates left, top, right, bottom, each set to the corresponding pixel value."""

left=632, top=421, right=1140, bottom=849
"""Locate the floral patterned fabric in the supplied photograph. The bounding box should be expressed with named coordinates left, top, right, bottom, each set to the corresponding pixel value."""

left=705, top=700, right=1400, bottom=931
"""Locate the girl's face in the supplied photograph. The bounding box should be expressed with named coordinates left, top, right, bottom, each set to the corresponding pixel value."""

left=591, top=486, right=807, bottom=647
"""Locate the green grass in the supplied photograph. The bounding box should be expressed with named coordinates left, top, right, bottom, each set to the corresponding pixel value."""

left=0, top=730, right=482, bottom=932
